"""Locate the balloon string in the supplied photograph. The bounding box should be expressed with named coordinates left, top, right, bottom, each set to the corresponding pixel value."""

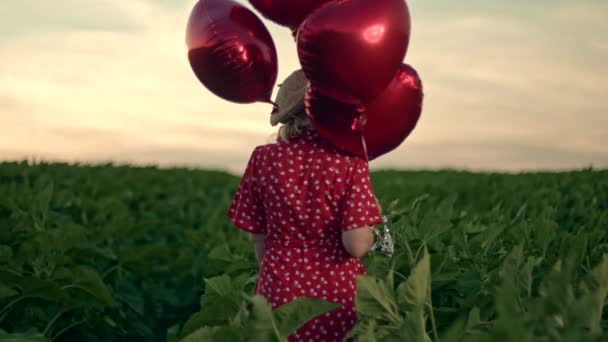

left=351, top=112, right=369, bottom=161
left=360, top=125, right=369, bottom=161
left=351, top=117, right=359, bottom=131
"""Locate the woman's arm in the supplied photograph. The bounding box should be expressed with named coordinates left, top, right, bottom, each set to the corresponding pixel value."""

left=341, top=198, right=381, bottom=258
left=342, top=227, right=374, bottom=258
left=250, top=233, right=267, bottom=265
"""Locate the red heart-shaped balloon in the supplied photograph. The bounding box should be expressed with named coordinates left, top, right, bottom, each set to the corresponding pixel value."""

left=186, top=0, right=278, bottom=104
left=298, top=0, right=410, bottom=102
left=364, top=64, right=423, bottom=160
left=306, top=64, right=423, bottom=160
left=305, top=85, right=367, bottom=158
left=249, top=0, right=333, bottom=30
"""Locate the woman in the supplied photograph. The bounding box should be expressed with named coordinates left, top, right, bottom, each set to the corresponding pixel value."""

left=228, top=70, right=382, bottom=341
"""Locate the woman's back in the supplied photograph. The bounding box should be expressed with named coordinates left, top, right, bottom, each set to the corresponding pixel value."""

left=228, top=130, right=382, bottom=341
left=229, top=130, right=381, bottom=249
left=227, top=68, right=383, bottom=341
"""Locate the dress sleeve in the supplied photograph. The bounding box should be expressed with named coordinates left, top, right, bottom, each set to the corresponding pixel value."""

left=339, top=157, right=383, bottom=231
left=227, top=148, right=267, bottom=234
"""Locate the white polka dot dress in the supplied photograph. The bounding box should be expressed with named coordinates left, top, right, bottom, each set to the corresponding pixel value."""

left=228, top=130, right=383, bottom=342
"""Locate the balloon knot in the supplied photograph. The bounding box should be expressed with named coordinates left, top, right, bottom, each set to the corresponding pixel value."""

left=351, top=113, right=367, bottom=131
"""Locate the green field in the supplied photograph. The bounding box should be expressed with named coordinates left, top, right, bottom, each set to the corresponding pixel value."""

left=1, top=161, right=607, bottom=341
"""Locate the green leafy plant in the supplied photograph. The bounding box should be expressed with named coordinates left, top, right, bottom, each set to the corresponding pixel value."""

left=179, top=274, right=338, bottom=342
left=1, top=161, right=607, bottom=341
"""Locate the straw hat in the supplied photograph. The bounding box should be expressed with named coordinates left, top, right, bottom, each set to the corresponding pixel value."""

left=270, top=69, right=309, bottom=126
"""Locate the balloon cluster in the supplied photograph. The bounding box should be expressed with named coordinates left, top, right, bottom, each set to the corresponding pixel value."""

left=186, top=0, right=423, bottom=160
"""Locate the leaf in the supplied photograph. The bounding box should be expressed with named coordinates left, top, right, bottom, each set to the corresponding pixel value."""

left=166, top=324, right=181, bottom=342
left=462, top=222, right=488, bottom=234
left=532, top=218, right=558, bottom=254
left=465, top=307, right=481, bottom=330
left=20, top=277, right=68, bottom=302
left=204, top=275, right=234, bottom=298
left=180, top=312, right=208, bottom=339
left=36, top=180, right=54, bottom=217
left=439, top=316, right=467, bottom=342
left=468, top=223, right=507, bottom=253
left=181, top=324, right=249, bottom=342
left=521, top=256, right=541, bottom=298
left=356, top=275, right=400, bottom=322
left=207, top=244, right=232, bottom=262
left=492, top=279, right=529, bottom=340
left=180, top=274, right=250, bottom=337
left=455, top=271, right=481, bottom=298
left=569, top=255, right=608, bottom=334
left=202, top=273, right=249, bottom=313
left=119, top=244, right=171, bottom=265
left=397, top=247, right=431, bottom=308
left=250, top=295, right=280, bottom=342
left=0, top=245, right=12, bottom=264
left=0, top=329, right=47, bottom=342
left=498, top=243, right=538, bottom=299
left=181, top=326, right=217, bottom=342
left=430, top=271, right=459, bottom=291
left=70, top=243, right=117, bottom=261
left=70, top=266, right=115, bottom=307
left=142, top=281, right=180, bottom=307
left=128, top=319, right=156, bottom=338
left=537, top=260, right=576, bottom=316
left=579, top=255, right=608, bottom=297
left=558, top=233, right=589, bottom=265
left=114, top=276, right=145, bottom=316
left=421, top=195, right=455, bottom=242
left=274, top=297, right=340, bottom=337
left=347, top=319, right=378, bottom=341
left=0, top=285, right=19, bottom=299
left=209, top=325, right=248, bottom=342
left=362, top=254, right=392, bottom=279
left=400, top=307, right=432, bottom=342
left=104, top=316, right=118, bottom=328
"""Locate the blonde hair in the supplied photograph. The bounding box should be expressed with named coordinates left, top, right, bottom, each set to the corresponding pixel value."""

left=277, top=112, right=314, bottom=143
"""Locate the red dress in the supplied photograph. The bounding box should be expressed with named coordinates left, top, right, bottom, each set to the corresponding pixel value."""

left=228, top=130, right=382, bottom=341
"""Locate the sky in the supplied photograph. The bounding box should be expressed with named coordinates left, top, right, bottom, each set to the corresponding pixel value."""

left=1, top=0, right=607, bottom=173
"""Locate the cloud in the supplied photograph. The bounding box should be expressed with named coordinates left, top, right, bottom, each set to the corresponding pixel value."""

left=373, top=140, right=608, bottom=171
left=0, top=0, right=140, bottom=37
left=0, top=0, right=606, bottom=173
left=404, top=0, right=608, bottom=159
left=1, top=121, right=272, bottom=171
left=0, top=93, right=25, bottom=111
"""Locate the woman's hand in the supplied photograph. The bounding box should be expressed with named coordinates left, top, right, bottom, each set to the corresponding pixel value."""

left=250, top=233, right=267, bottom=266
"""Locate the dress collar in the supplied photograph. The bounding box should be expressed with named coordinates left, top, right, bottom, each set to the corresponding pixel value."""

left=279, top=129, right=322, bottom=144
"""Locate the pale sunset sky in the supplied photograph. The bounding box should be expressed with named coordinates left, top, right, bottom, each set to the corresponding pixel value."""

left=1, top=0, right=607, bottom=172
